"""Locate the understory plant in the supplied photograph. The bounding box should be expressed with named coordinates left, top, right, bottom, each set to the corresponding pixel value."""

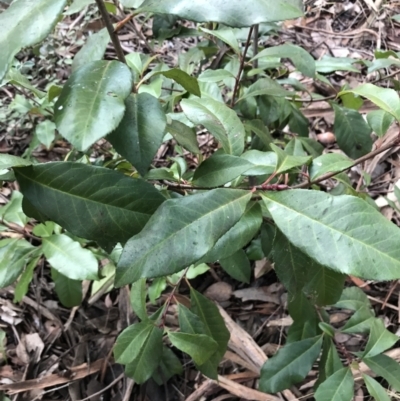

left=1, top=0, right=400, bottom=398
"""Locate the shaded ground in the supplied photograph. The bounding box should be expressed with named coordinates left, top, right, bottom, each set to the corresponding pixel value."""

left=1, top=0, right=400, bottom=400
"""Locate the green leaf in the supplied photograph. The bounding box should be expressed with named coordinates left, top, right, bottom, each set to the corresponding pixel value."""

left=114, top=321, right=159, bottom=364
left=65, top=0, right=94, bottom=15
left=200, top=27, right=240, bottom=55
left=181, top=98, right=245, bottom=156
left=341, top=306, right=374, bottom=334
left=362, top=318, right=399, bottom=358
left=220, top=249, right=251, bottom=283
left=148, top=277, right=167, bottom=304
left=166, top=120, right=200, bottom=154
left=364, top=354, right=400, bottom=392
left=54, top=60, right=133, bottom=151
left=32, top=221, right=55, bottom=237
left=6, top=68, right=46, bottom=98
left=316, top=56, right=360, bottom=73
left=317, top=338, right=343, bottom=387
left=251, top=43, right=315, bottom=77
left=309, top=153, right=353, bottom=181
left=240, top=150, right=276, bottom=176
left=0, top=239, right=36, bottom=288
left=270, top=143, right=311, bottom=174
left=139, top=0, right=303, bottom=27
left=130, top=278, right=148, bottom=321
left=0, top=191, right=29, bottom=227
left=198, top=69, right=235, bottom=83
left=193, top=154, right=253, bottom=187
left=259, top=335, right=323, bottom=393
left=116, top=189, right=251, bottom=285
left=108, top=93, right=166, bottom=176
left=51, top=268, right=82, bottom=308
left=152, top=346, right=183, bottom=385
left=14, top=254, right=41, bottom=303
left=335, top=287, right=371, bottom=311
left=35, top=120, right=56, bottom=149
left=72, top=28, right=110, bottom=72
left=240, top=77, right=293, bottom=101
left=158, top=68, right=200, bottom=97
left=262, top=189, right=400, bottom=280
left=14, top=162, right=165, bottom=247
left=124, top=324, right=163, bottom=383
left=190, top=288, right=230, bottom=379
left=168, top=332, right=218, bottom=365
left=332, top=104, right=373, bottom=159
left=315, top=368, right=354, bottom=401
left=340, top=84, right=400, bottom=121
left=0, top=154, right=31, bottom=170
left=363, top=374, right=391, bottom=401
left=366, top=110, right=395, bottom=137
left=201, top=201, right=262, bottom=263
left=0, top=0, right=67, bottom=81
left=42, top=234, right=98, bottom=281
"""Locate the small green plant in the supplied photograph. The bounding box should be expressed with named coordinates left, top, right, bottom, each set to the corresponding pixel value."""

left=1, top=0, right=400, bottom=398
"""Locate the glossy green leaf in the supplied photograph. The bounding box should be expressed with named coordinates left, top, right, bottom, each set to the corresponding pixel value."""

left=72, top=28, right=110, bottom=72
left=181, top=98, right=245, bottom=156
left=317, top=338, right=343, bottom=388
left=0, top=0, right=67, bottom=81
left=270, top=143, right=311, bottom=174
left=220, top=249, right=251, bottom=283
left=362, top=318, right=399, bottom=358
left=200, top=27, right=240, bottom=54
left=148, top=277, right=167, bottom=304
left=14, top=162, right=165, bottom=247
left=108, top=93, right=166, bottom=176
left=240, top=150, right=276, bottom=176
left=116, top=189, right=251, bottom=285
left=193, top=154, right=254, bottom=187
left=316, top=56, right=359, bottom=73
left=335, top=287, right=371, bottom=311
left=130, top=278, right=148, bottom=321
left=367, top=110, right=395, bottom=137
left=65, top=0, right=94, bottom=15
left=200, top=201, right=262, bottom=263
left=262, top=190, right=400, bottom=280
left=341, top=305, right=374, bottom=334
left=152, top=346, right=183, bottom=385
left=51, top=268, right=82, bottom=308
left=42, top=234, right=98, bottom=281
left=315, top=368, right=354, bottom=401
left=168, top=332, right=218, bottom=365
left=54, top=60, right=133, bottom=151
left=240, top=77, right=293, bottom=101
left=190, top=288, right=230, bottom=379
left=341, top=84, right=400, bottom=121
left=259, top=335, right=323, bottom=393
left=139, top=0, right=303, bottom=27
left=124, top=324, right=163, bottom=383
left=166, top=120, right=200, bottom=154
left=333, top=104, right=373, bottom=159
left=0, top=239, right=36, bottom=288
left=309, top=153, right=353, bottom=181
left=0, top=154, right=31, bottom=170
left=0, top=191, right=29, bottom=227
left=114, top=321, right=159, bottom=364
left=6, top=68, right=45, bottom=98
left=364, top=354, right=400, bottom=391
left=251, top=43, right=315, bottom=77
left=363, top=374, right=391, bottom=401
left=35, top=120, right=56, bottom=149
left=159, top=68, right=200, bottom=97
left=14, top=254, right=41, bottom=303
left=198, top=69, right=235, bottom=82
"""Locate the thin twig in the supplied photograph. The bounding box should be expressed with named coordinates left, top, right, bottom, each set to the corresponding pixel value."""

left=292, top=136, right=400, bottom=189
left=230, top=26, right=254, bottom=107
left=94, top=0, right=126, bottom=64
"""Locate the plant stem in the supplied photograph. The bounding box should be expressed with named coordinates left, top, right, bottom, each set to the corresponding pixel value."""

left=292, top=136, right=400, bottom=189
left=94, top=0, right=126, bottom=64
left=230, top=26, right=254, bottom=108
